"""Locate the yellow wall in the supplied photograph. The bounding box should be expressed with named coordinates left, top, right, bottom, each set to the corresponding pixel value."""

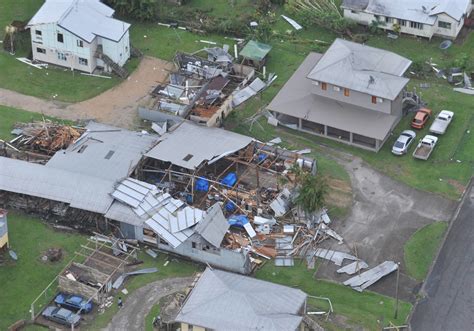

left=0, top=233, right=8, bottom=249
left=180, top=323, right=206, bottom=331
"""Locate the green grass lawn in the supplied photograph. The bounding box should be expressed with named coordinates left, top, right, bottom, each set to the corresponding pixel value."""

left=0, top=212, right=86, bottom=330
left=256, top=262, right=412, bottom=330
left=0, top=0, right=139, bottom=102
left=404, top=221, right=449, bottom=281
left=145, top=303, right=161, bottom=331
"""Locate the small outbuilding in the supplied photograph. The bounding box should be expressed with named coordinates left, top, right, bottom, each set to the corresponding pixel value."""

left=239, top=40, right=272, bottom=69
left=175, top=268, right=308, bottom=331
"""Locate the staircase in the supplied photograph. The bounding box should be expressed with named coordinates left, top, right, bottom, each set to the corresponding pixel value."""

left=95, top=45, right=129, bottom=78
left=130, top=45, right=143, bottom=58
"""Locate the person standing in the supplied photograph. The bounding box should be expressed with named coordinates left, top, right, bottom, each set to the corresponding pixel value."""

left=117, top=297, right=123, bottom=308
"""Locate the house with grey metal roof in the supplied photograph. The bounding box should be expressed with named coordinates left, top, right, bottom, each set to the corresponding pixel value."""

left=27, top=0, right=131, bottom=74
left=175, top=268, right=307, bottom=331
left=342, top=0, right=472, bottom=39
left=267, top=39, right=412, bottom=152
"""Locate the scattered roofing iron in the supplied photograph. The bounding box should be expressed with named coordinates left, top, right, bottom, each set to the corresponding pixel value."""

left=194, top=204, right=229, bottom=248
left=336, top=261, right=369, bottom=275
left=311, top=248, right=359, bottom=266
left=343, top=261, right=398, bottom=292
left=205, top=46, right=234, bottom=64
left=269, top=188, right=292, bottom=217
left=231, top=77, right=267, bottom=107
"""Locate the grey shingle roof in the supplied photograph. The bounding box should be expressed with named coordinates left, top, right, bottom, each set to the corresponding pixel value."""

left=176, top=268, right=307, bottom=331
left=307, top=39, right=411, bottom=100
left=0, top=156, right=114, bottom=214
left=27, top=0, right=130, bottom=42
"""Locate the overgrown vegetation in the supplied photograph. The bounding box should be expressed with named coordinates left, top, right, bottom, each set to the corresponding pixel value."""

left=294, top=169, right=328, bottom=214
left=404, top=221, right=448, bottom=281
left=104, top=0, right=158, bottom=21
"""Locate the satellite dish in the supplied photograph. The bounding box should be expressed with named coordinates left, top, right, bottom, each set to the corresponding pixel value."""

left=439, top=40, right=453, bottom=50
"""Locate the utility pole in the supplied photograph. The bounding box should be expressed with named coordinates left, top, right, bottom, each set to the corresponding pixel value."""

left=394, top=262, right=401, bottom=319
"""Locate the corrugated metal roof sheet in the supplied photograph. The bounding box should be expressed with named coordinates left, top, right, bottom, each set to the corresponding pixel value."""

left=307, top=39, right=411, bottom=101
left=0, top=156, right=113, bottom=214
left=28, top=0, right=129, bottom=43
left=194, top=204, right=229, bottom=248
left=176, top=268, right=307, bottom=331
left=46, top=122, right=157, bottom=181
left=145, top=121, right=253, bottom=170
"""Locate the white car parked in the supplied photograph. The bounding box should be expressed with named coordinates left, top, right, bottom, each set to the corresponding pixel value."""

left=392, top=130, right=416, bottom=155
left=429, top=110, right=454, bottom=135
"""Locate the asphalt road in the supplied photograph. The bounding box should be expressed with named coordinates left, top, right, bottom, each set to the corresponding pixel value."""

left=410, top=183, right=473, bottom=331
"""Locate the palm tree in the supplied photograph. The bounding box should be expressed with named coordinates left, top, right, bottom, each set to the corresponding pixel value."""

left=294, top=173, right=328, bottom=214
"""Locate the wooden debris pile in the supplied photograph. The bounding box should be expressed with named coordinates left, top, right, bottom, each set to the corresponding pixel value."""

left=10, top=121, right=85, bottom=155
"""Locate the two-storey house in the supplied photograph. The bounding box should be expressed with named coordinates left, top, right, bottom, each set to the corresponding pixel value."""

left=27, top=0, right=131, bottom=75
left=267, top=39, right=412, bottom=152
left=342, top=0, right=473, bottom=40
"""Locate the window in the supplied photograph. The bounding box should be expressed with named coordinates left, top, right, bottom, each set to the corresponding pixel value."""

left=351, top=10, right=358, bottom=14
left=57, top=32, right=64, bottom=43
left=371, top=96, right=377, bottom=104
left=410, top=21, right=423, bottom=30
left=78, top=57, right=88, bottom=66
left=438, top=21, right=451, bottom=29
left=321, top=82, right=327, bottom=91
left=385, top=17, right=393, bottom=24
left=35, top=30, right=42, bottom=37
left=333, top=86, right=341, bottom=92
left=377, top=97, right=383, bottom=103
left=77, top=40, right=83, bottom=47
left=344, top=88, right=350, bottom=97
left=57, top=52, right=66, bottom=61
left=399, top=19, right=407, bottom=26
left=192, top=242, right=197, bottom=249
left=36, top=47, right=46, bottom=54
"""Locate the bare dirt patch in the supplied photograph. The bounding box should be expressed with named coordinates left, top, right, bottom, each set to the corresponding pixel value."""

left=0, top=57, right=173, bottom=129
left=327, top=177, right=352, bottom=209
left=446, top=179, right=466, bottom=196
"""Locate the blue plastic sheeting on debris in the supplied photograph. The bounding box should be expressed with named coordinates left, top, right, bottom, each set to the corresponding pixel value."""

left=257, top=154, right=267, bottom=163
left=225, top=201, right=236, bottom=212
left=221, top=172, right=237, bottom=187
left=228, top=215, right=249, bottom=228
left=195, top=178, right=209, bottom=192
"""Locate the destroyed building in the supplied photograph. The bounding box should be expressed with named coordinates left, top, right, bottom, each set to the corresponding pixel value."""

left=143, top=48, right=272, bottom=127
left=0, top=120, right=316, bottom=274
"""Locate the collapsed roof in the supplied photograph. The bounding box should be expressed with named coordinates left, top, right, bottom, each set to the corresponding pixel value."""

left=145, top=121, right=254, bottom=170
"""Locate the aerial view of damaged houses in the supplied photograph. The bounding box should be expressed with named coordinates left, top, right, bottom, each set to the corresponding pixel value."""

left=0, top=0, right=473, bottom=330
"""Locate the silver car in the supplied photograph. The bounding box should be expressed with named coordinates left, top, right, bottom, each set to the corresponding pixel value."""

left=392, top=130, right=416, bottom=155
left=42, top=306, right=81, bottom=327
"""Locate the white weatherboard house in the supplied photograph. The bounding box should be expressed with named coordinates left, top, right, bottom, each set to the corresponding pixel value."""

left=27, top=0, right=131, bottom=74
left=342, top=0, right=473, bottom=39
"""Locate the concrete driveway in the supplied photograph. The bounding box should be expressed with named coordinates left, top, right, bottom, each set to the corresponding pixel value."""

left=316, top=154, right=457, bottom=301
left=103, top=276, right=193, bottom=331
left=410, top=182, right=473, bottom=331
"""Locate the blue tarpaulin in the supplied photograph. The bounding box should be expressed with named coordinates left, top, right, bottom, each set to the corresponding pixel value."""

left=227, top=215, right=249, bottom=228
left=195, top=178, right=209, bottom=192
left=225, top=201, right=236, bottom=212
left=221, top=172, right=237, bottom=187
